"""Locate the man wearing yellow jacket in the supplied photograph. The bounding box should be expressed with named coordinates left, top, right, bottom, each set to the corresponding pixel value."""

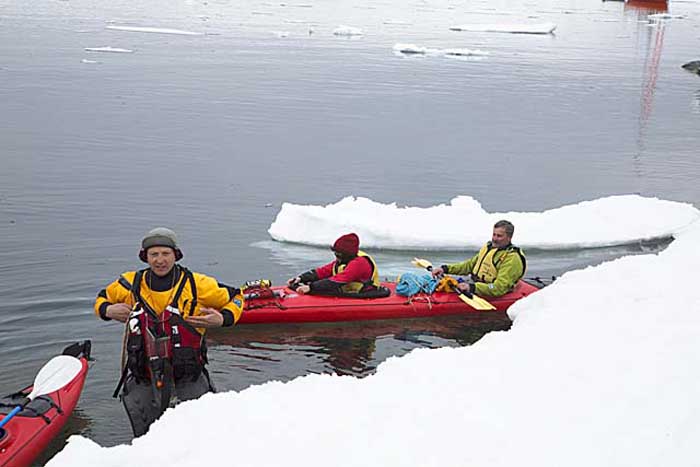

left=432, top=220, right=526, bottom=297
left=94, top=227, right=244, bottom=437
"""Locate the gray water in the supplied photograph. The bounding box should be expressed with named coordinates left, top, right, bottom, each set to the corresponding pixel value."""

left=1, top=0, right=699, bottom=460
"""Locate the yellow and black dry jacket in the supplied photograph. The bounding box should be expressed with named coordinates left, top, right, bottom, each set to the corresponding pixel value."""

left=95, top=265, right=244, bottom=333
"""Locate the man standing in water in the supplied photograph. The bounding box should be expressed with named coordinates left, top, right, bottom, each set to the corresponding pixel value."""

left=432, top=220, right=526, bottom=297
left=95, top=227, right=244, bottom=437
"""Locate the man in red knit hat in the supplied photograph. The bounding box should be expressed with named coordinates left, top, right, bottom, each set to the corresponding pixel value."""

left=287, top=233, right=382, bottom=296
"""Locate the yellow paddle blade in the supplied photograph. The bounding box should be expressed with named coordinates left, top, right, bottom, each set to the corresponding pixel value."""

left=454, top=291, right=496, bottom=310
left=412, top=257, right=433, bottom=269
left=471, top=294, right=496, bottom=310
left=473, top=295, right=496, bottom=310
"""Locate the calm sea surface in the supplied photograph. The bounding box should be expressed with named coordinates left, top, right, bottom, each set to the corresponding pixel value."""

left=1, top=0, right=699, bottom=460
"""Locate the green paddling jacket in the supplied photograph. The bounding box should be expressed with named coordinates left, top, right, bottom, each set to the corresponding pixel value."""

left=444, top=242, right=526, bottom=297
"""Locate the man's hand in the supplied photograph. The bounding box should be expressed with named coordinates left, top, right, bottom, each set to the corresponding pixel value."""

left=185, top=307, right=224, bottom=328
left=456, top=282, right=472, bottom=293
left=287, top=276, right=301, bottom=287
left=106, top=303, right=132, bottom=322
left=296, top=284, right=311, bottom=294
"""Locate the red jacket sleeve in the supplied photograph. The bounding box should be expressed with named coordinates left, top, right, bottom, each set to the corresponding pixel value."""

left=315, top=261, right=336, bottom=280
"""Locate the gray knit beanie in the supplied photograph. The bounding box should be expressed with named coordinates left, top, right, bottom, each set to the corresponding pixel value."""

left=141, top=227, right=178, bottom=250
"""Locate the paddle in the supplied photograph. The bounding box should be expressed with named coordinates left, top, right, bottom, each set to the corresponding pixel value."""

left=411, top=258, right=496, bottom=310
left=0, top=355, right=83, bottom=432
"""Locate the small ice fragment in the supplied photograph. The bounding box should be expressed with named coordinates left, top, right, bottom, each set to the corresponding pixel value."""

left=393, top=43, right=427, bottom=54
left=333, top=25, right=363, bottom=36
left=443, top=48, right=489, bottom=56
left=449, top=22, right=556, bottom=34
left=84, top=46, right=134, bottom=53
left=106, top=25, right=204, bottom=35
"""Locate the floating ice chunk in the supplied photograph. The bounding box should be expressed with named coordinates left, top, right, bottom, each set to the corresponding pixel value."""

left=84, top=46, right=134, bottom=53
left=443, top=48, right=489, bottom=57
left=393, top=43, right=489, bottom=58
left=393, top=43, right=431, bottom=54
left=333, top=25, right=363, bottom=36
left=106, top=25, right=204, bottom=35
left=268, top=195, right=699, bottom=250
left=449, top=22, right=557, bottom=34
left=81, top=59, right=100, bottom=64
left=383, top=19, right=413, bottom=25
left=471, top=9, right=518, bottom=15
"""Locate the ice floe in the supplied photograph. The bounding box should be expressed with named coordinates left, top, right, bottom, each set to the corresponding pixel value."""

left=106, top=25, right=204, bottom=35
left=449, top=22, right=557, bottom=34
left=393, top=43, right=489, bottom=58
left=383, top=19, right=414, bottom=25
left=84, top=46, right=134, bottom=53
left=267, top=195, right=700, bottom=251
left=333, top=25, right=363, bottom=36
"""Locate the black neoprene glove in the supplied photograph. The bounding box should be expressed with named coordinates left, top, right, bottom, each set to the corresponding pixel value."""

left=298, top=270, right=318, bottom=284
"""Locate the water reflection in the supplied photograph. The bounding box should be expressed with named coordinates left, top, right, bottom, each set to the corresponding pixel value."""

left=208, top=314, right=511, bottom=381
left=693, top=90, right=700, bottom=114
left=622, top=0, right=669, bottom=184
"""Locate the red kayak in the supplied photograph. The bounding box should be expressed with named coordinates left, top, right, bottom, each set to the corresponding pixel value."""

left=240, top=280, right=540, bottom=324
left=0, top=341, right=91, bottom=467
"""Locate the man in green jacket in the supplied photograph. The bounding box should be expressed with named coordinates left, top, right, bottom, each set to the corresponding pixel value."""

left=432, top=220, right=526, bottom=297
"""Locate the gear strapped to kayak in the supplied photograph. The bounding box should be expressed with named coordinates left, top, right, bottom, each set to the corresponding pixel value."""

left=113, top=267, right=214, bottom=437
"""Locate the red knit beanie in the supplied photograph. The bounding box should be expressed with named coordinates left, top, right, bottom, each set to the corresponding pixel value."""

left=332, top=233, right=360, bottom=256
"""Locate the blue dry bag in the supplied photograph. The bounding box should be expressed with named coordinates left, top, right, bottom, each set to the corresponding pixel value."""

left=395, top=272, right=438, bottom=297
